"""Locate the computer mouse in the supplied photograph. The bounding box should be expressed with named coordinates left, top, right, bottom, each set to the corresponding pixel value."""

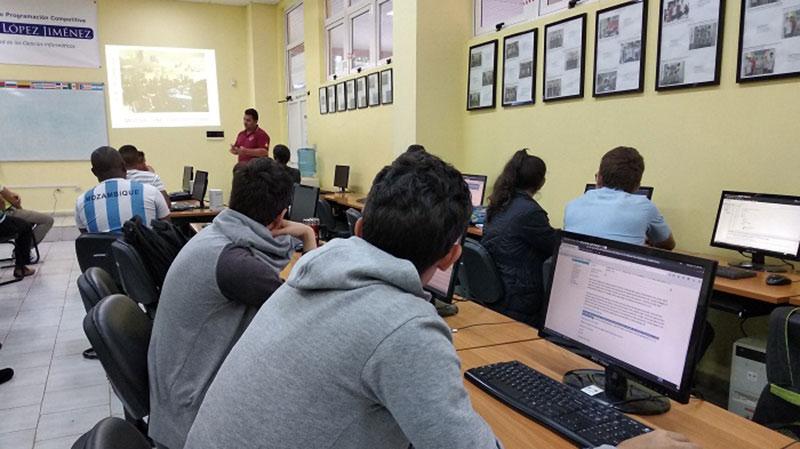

left=766, top=274, right=792, bottom=286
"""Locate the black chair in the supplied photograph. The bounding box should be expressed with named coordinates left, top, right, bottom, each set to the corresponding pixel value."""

left=83, top=294, right=151, bottom=435
left=753, top=306, right=800, bottom=437
left=316, top=200, right=350, bottom=240
left=345, top=208, right=362, bottom=236
left=457, top=238, right=503, bottom=305
left=76, top=233, right=121, bottom=286
left=111, top=240, right=159, bottom=318
left=71, top=417, right=151, bottom=449
left=77, top=267, right=122, bottom=314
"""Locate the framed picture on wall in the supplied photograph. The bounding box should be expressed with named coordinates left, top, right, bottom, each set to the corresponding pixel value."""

left=346, top=79, right=357, bottom=110
left=467, top=40, right=498, bottom=110
left=656, top=0, right=724, bottom=90
left=336, top=82, right=346, bottom=112
left=327, top=85, right=336, bottom=113
left=502, top=29, right=537, bottom=107
left=319, top=87, right=328, bottom=114
left=737, top=0, right=800, bottom=83
left=356, top=76, right=368, bottom=108
left=367, top=72, right=380, bottom=106
left=380, top=69, right=393, bottom=104
left=544, top=13, right=587, bottom=102
left=593, top=0, right=648, bottom=97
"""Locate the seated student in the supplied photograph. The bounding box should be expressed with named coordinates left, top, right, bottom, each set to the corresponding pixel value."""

left=75, top=147, right=169, bottom=234
left=564, top=146, right=675, bottom=250
left=0, top=186, right=36, bottom=278
left=482, top=149, right=558, bottom=327
left=184, top=150, right=691, bottom=449
left=1, top=186, right=54, bottom=246
left=272, top=144, right=301, bottom=184
left=118, top=144, right=171, bottom=207
left=147, top=158, right=317, bottom=449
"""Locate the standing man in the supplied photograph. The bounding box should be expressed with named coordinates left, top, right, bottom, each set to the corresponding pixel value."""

left=230, top=108, right=270, bottom=166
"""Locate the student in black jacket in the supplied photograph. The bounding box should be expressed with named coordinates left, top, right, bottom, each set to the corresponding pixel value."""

left=481, top=149, right=558, bottom=327
left=273, top=144, right=302, bottom=184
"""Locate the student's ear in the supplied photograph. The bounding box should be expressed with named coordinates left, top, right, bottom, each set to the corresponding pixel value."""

left=436, top=243, right=463, bottom=271
left=267, top=208, right=288, bottom=230
left=354, top=217, right=364, bottom=237
left=595, top=172, right=602, bottom=187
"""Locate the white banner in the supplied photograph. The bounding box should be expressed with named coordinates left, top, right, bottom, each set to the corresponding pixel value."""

left=0, top=0, right=100, bottom=68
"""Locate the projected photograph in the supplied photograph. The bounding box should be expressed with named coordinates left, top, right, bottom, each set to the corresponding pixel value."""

left=106, top=45, right=220, bottom=128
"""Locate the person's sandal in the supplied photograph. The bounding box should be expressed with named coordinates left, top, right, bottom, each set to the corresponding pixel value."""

left=13, top=266, right=35, bottom=279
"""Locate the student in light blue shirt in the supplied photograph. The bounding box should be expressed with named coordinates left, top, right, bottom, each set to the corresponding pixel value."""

left=564, top=146, right=676, bottom=250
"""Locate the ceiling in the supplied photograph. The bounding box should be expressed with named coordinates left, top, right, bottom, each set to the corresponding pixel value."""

left=175, top=0, right=280, bottom=5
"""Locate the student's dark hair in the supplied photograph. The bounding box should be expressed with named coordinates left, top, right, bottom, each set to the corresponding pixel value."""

left=406, top=144, right=426, bottom=153
left=486, top=149, right=547, bottom=222
left=273, top=144, right=291, bottom=164
left=91, top=146, right=127, bottom=181
left=118, top=145, right=141, bottom=168
left=362, top=149, right=471, bottom=273
left=599, top=146, right=644, bottom=193
left=229, top=158, right=293, bottom=225
left=244, top=108, right=259, bottom=121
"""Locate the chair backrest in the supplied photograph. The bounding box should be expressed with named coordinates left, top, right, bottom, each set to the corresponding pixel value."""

left=75, top=234, right=121, bottom=285
left=316, top=199, right=337, bottom=233
left=83, top=294, right=151, bottom=421
left=111, top=240, right=159, bottom=313
left=77, top=267, right=122, bottom=314
left=458, top=238, right=503, bottom=305
left=71, top=417, right=151, bottom=449
left=753, top=307, right=800, bottom=432
left=345, top=208, right=362, bottom=236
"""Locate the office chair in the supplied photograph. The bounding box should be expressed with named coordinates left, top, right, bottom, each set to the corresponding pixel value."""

left=753, top=307, right=800, bottom=438
left=345, top=208, right=362, bottom=236
left=111, top=240, right=159, bottom=318
left=75, top=233, right=121, bottom=287
left=71, top=417, right=151, bottom=449
left=83, top=294, right=152, bottom=435
left=316, top=200, right=350, bottom=240
left=457, top=238, right=503, bottom=305
left=77, top=267, right=122, bottom=314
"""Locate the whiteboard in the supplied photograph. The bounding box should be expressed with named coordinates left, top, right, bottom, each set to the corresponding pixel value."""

left=0, top=84, right=108, bottom=161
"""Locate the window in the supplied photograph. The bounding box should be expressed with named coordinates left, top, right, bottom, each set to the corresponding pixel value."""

left=474, top=0, right=576, bottom=35
left=286, top=4, right=306, bottom=95
left=325, top=0, right=393, bottom=79
left=288, top=44, right=306, bottom=93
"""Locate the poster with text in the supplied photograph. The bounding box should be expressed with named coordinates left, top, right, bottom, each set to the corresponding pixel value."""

left=544, top=14, right=586, bottom=101
left=657, top=0, right=724, bottom=89
left=0, top=0, right=99, bottom=68
left=502, top=30, right=536, bottom=106
left=594, top=1, right=647, bottom=96
left=738, top=0, right=800, bottom=82
left=467, top=40, right=498, bottom=110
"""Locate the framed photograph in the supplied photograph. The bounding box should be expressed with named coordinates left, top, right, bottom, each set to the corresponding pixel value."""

left=544, top=14, right=587, bottom=102
left=367, top=72, right=380, bottom=106
left=540, top=0, right=570, bottom=17
left=656, top=0, right=724, bottom=90
left=467, top=40, right=498, bottom=110
left=737, top=0, right=800, bottom=83
left=502, top=29, right=537, bottom=107
left=356, top=76, right=368, bottom=109
left=346, top=79, right=357, bottom=110
left=319, top=87, right=328, bottom=114
left=380, top=69, right=393, bottom=104
left=326, top=85, right=336, bottom=113
left=336, top=82, right=346, bottom=112
left=593, top=0, right=648, bottom=97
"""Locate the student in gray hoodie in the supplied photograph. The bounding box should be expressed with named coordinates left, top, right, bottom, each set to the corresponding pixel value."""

left=185, top=150, right=699, bottom=449
left=147, top=158, right=317, bottom=449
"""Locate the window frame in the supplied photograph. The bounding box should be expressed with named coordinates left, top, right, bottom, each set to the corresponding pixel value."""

left=285, top=2, right=307, bottom=97
left=325, top=0, right=392, bottom=80
left=473, top=0, right=595, bottom=36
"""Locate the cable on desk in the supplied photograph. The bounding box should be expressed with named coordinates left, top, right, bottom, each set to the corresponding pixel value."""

left=455, top=337, right=543, bottom=352
left=778, top=439, right=800, bottom=449
left=451, top=321, right=516, bottom=333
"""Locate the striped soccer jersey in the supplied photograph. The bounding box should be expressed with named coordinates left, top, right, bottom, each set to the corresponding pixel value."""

left=75, top=178, right=169, bottom=234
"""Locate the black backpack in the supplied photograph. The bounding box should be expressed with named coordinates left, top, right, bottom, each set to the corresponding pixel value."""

left=121, top=216, right=188, bottom=288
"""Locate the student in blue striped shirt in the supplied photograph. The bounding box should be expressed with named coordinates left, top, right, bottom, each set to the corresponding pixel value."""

left=75, top=147, right=170, bottom=234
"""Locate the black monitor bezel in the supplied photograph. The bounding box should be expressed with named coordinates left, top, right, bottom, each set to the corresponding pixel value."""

left=191, top=170, right=208, bottom=202
left=584, top=183, right=654, bottom=200
left=539, top=231, right=717, bottom=404
left=463, top=174, right=488, bottom=207
left=289, top=184, right=320, bottom=222
left=334, top=165, right=350, bottom=189
left=423, top=235, right=465, bottom=304
left=709, top=190, right=800, bottom=261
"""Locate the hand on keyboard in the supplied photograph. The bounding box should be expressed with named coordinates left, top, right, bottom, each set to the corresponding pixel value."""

left=618, top=430, right=700, bottom=449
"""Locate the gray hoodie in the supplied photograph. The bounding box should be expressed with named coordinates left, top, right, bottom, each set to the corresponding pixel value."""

left=185, top=237, right=501, bottom=449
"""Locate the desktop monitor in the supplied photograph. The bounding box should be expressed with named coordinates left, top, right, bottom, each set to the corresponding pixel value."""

left=182, top=166, right=193, bottom=193
left=289, top=184, right=320, bottom=222
left=191, top=170, right=208, bottom=205
left=540, top=232, right=716, bottom=411
left=710, top=191, right=800, bottom=270
left=584, top=183, right=654, bottom=200
left=424, top=263, right=460, bottom=304
left=463, top=174, right=488, bottom=208
left=334, top=165, right=350, bottom=192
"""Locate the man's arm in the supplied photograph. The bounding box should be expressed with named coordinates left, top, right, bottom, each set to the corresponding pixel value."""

left=216, top=245, right=284, bottom=307
left=152, top=187, right=171, bottom=222
left=646, top=204, right=675, bottom=251
left=160, top=190, right=172, bottom=209
left=237, top=146, right=269, bottom=158
left=652, top=234, right=676, bottom=251
left=1, top=187, right=21, bottom=209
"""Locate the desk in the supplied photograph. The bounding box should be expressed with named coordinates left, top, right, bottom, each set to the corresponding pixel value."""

left=790, top=296, right=800, bottom=306
left=169, top=207, right=219, bottom=220
left=444, top=301, right=539, bottom=351
left=460, top=339, right=794, bottom=449
left=691, top=253, right=800, bottom=304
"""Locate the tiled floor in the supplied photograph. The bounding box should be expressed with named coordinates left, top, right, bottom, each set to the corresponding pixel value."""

left=0, top=227, right=121, bottom=449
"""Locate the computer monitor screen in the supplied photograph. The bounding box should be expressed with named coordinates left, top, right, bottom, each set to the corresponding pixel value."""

left=463, top=174, right=488, bottom=207
left=541, top=232, right=716, bottom=403
left=584, top=183, right=654, bottom=199
left=290, top=184, right=319, bottom=222
left=334, top=165, right=350, bottom=190
left=710, top=191, right=800, bottom=261
left=182, top=166, right=193, bottom=193
left=191, top=170, right=208, bottom=202
left=424, top=264, right=459, bottom=304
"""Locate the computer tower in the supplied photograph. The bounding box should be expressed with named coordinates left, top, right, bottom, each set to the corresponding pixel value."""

left=728, top=337, right=767, bottom=419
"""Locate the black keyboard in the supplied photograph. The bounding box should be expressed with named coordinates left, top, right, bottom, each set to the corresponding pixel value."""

left=170, top=203, right=197, bottom=212
left=715, top=266, right=757, bottom=280
left=465, top=361, right=652, bottom=447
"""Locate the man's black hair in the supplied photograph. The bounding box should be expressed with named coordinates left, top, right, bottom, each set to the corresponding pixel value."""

left=362, top=149, right=471, bottom=273
left=244, top=108, right=259, bottom=122
left=91, top=146, right=127, bottom=182
left=406, top=144, right=426, bottom=153
left=229, top=157, right=293, bottom=225
left=273, top=144, right=291, bottom=165
left=118, top=145, right=141, bottom=169
left=599, top=146, right=644, bottom=193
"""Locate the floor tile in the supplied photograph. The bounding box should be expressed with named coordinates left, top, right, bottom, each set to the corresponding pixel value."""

left=41, top=384, right=109, bottom=415
left=35, top=405, right=109, bottom=442
left=0, top=405, right=40, bottom=434
left=0, top=382, right=45, bottom=410
left=33, top=434, right=83, bottom=449
left=0, top=428, right=35, bottom=449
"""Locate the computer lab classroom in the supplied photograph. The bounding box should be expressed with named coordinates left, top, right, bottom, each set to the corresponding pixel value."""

left=0, top=0, right=799, bottom=448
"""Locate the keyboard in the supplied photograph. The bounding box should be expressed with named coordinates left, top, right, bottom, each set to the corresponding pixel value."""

left=715, top=266, right=757, bottom=280
left=465, top=361, right=652, bottom=448
left=170, top=203, right=197, bottom=212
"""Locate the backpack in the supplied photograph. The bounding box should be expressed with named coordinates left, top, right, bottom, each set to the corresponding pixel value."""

left=121, top=216, right=188, bottom=288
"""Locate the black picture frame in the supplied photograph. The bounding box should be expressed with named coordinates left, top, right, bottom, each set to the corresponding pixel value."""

left=326, top=85, right=336, bottom=114
left=543, top=13, right=587, bottom=102
left=319, top=87, right=328, bottom=114
left=380, top=69, right=393, bottom=105
left=592, top=0, right=648, bottom=97
left=736, top=0, right=800, bottom=83
left=367, top=72, right=380, bottom=107
left=502, top=29, right=537, bottom=107
left=467, top=40, right=498, bottom=110
left=356, top=76, right=368, bottom=109
left=656, top=0, right=725, bottom=91
left=345, top=79, right=357, bottom=110
left=336, top=82, right=346, bottom=112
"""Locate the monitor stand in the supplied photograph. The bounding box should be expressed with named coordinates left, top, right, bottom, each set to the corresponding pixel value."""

left=563, top=366, right=670, bottom=415
left=729, top=253, right=788, bottom=273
